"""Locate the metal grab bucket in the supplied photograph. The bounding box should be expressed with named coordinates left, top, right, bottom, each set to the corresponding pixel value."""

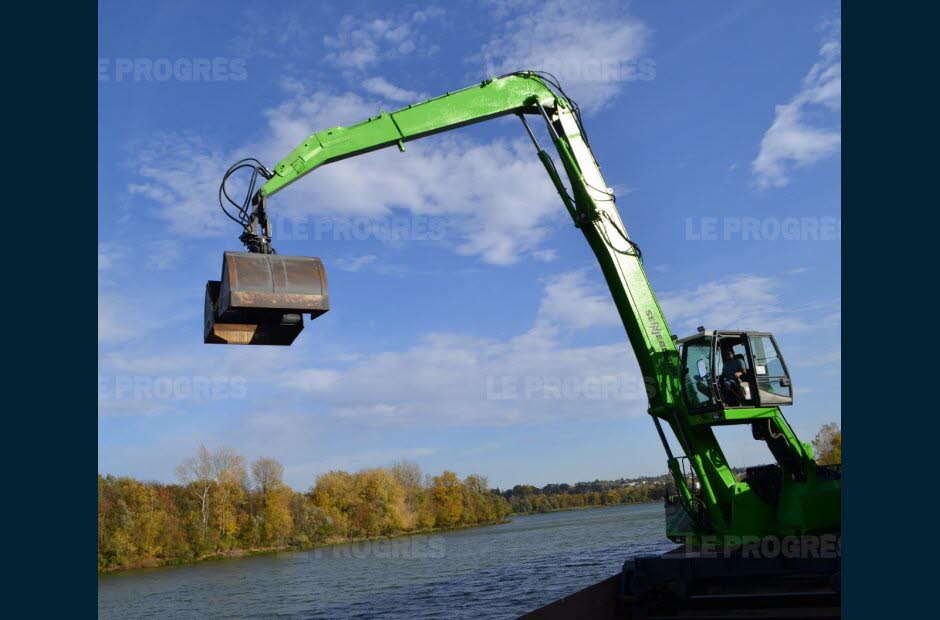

left=204, top=252, right=329, bottom=345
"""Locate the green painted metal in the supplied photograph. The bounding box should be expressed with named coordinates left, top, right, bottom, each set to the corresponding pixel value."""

left=257, top=72, right=839, bottom=543
left=261, top=74, right=557, bottom=197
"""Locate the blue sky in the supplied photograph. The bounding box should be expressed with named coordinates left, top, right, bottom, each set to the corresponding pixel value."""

left=98, top=0, right=841, bottom=490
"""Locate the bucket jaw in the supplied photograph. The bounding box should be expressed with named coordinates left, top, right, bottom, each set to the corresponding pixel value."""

left=204, top=252, right=329, bottom=346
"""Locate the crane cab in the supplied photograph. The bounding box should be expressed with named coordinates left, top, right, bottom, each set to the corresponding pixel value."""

left=676, top=329, right=793, bottom=413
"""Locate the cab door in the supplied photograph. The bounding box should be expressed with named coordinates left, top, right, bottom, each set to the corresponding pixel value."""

left=680, top=337, right=718, bottom=411
left=747, top=334, right=793, bottom=406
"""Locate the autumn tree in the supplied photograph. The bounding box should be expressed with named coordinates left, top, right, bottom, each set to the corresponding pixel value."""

left=213, top=447, right=246, bottom=548
left=431, top=471, right=464, bottom=527
left=462, top=474, right=492, bottom=523
left=176, top=445, right=215, bottom=541
left=391, top=461, right=423, bottom=530
left=813, top=422, right=842, bottom=465
left=252, top=457, right=285, bottom=495
left=100, top=458, right=511, bottom=572
left=250, top=456, right=292, bottom=545
left=310, top=470, right=356, bottom=539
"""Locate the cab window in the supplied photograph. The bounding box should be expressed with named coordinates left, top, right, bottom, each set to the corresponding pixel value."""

left=681, top=339, right=715, bottom=409
left=749, top=335, right=792, bottom=405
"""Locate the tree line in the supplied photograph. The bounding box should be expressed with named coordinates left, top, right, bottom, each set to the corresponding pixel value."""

left=501, top=478, right=670, bottom=514
left=98, top=447, right=511, bottom=572
left=99, top=423, right=841, bottom=572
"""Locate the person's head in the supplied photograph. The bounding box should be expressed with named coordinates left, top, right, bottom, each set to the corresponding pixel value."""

left=721, top=348, right=734, bottom=361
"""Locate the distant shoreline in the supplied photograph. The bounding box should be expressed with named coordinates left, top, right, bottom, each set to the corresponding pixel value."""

left=99, top=503, right=662, bottom=574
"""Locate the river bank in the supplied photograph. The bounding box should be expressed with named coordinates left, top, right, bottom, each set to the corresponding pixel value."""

left=99, top=499, right=662, bottom=573
left=99, top=503, right=675, bottom=620
left=99, top=518, right=513, bottom=573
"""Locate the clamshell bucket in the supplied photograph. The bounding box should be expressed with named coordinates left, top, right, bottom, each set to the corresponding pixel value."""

left=204, top=252, right=329, bottom=345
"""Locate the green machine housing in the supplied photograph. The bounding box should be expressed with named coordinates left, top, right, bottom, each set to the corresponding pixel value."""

left=202, top=72, right=840, bottom=546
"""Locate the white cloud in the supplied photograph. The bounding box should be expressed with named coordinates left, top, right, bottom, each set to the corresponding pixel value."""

left=411, top=6, right=445, bottom=24
left=281, top=368, right=341, bottom=392
left=270, top=270, right=649, bottom=427
left=145, top=239, right=181, bottom=271
left=536, top=271, right=620, bottom=330
left=361, top=76, right=426, bottom=103
left=98, top=242, right=121, bottom=274
left=98, top=398, right=174, bottom=418
left=284, top=446, right=439, bottom=484
left=538, top=270, right=840, bottom=338
left=658, top=274, right=838, bottom=335
left=334, top=254, right=378, bottom=272
left=279, top=330, right=648, bottom=428
left=795, top=348, right=841, bottom=368
left=130, top=83, right=562, bottom=265
left=128, top=133, right=230, bottom=238
left=97, top=343, right=312, bottom=420
left=98, top=242, right=124, bottom=287
left=324, top=11, right=442, bottom=70
left=98, top=293, right=139, bottom=344
left=476, top=0, right=651, bottom=112
left=229, top=12, right=314, bottom=60
left=752, top=25, right=841, bottom=188
left=100, top=341, right=305, bottom=378
left=532, top=249, right=557, bottom=262
left=97, top=269, right=838, bottom=435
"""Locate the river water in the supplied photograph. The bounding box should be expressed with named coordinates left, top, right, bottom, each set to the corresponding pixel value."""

left=98, top=503, right=676, bottom=619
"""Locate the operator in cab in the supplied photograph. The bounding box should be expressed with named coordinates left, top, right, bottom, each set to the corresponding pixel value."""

left=719, top=348, right=747, bottom=405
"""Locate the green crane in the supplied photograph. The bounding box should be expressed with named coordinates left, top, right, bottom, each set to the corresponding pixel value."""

left=204, top=72, right=840, bottom=544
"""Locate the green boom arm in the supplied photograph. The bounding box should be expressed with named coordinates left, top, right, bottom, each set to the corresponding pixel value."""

left=261, top=73, right=677, bottom=402
left=256, top=72, right=830, bottom=540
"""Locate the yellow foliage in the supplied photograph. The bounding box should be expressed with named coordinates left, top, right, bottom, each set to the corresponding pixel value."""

left=813, top=422, right=842, bottom=465
left=431, top=471, right=464, bottom=527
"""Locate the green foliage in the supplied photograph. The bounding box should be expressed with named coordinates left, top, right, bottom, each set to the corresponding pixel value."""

left=501, top=477, right=670, bottom=514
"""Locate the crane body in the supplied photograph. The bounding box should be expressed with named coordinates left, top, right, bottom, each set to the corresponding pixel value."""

left=204, top=72, right=840, bottom=546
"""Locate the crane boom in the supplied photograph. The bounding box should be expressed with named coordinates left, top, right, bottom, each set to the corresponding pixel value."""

left=207, top=72, right=840, bottom=543
left=261, top=73, right=676, bottom=406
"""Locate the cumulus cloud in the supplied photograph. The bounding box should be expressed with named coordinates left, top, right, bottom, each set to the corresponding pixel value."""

left=536, top=271, right=620, bottom=330
left=333, top=254, right=378, bottom=272
left=324, top=16, right=414, bottom=69
left=278, top=271, right=834, bottom=428
left=323, top=10, right=444, bottom=70
left=279, top=331, right=648, bottom=427
left=659, top=274, right=839, bottom=335
left=752, top=24, right=841, bottom=188
left=476, top=0, right=651, bottom=112
left=361, top=76, right=426, bottom=103
left=130, top=82, right=562, bottom=264
left=97, top=268, right=838, bottom=435
left=128, top=133, right=230, bottom=237
left=97, top=342, right=309, bottom=420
